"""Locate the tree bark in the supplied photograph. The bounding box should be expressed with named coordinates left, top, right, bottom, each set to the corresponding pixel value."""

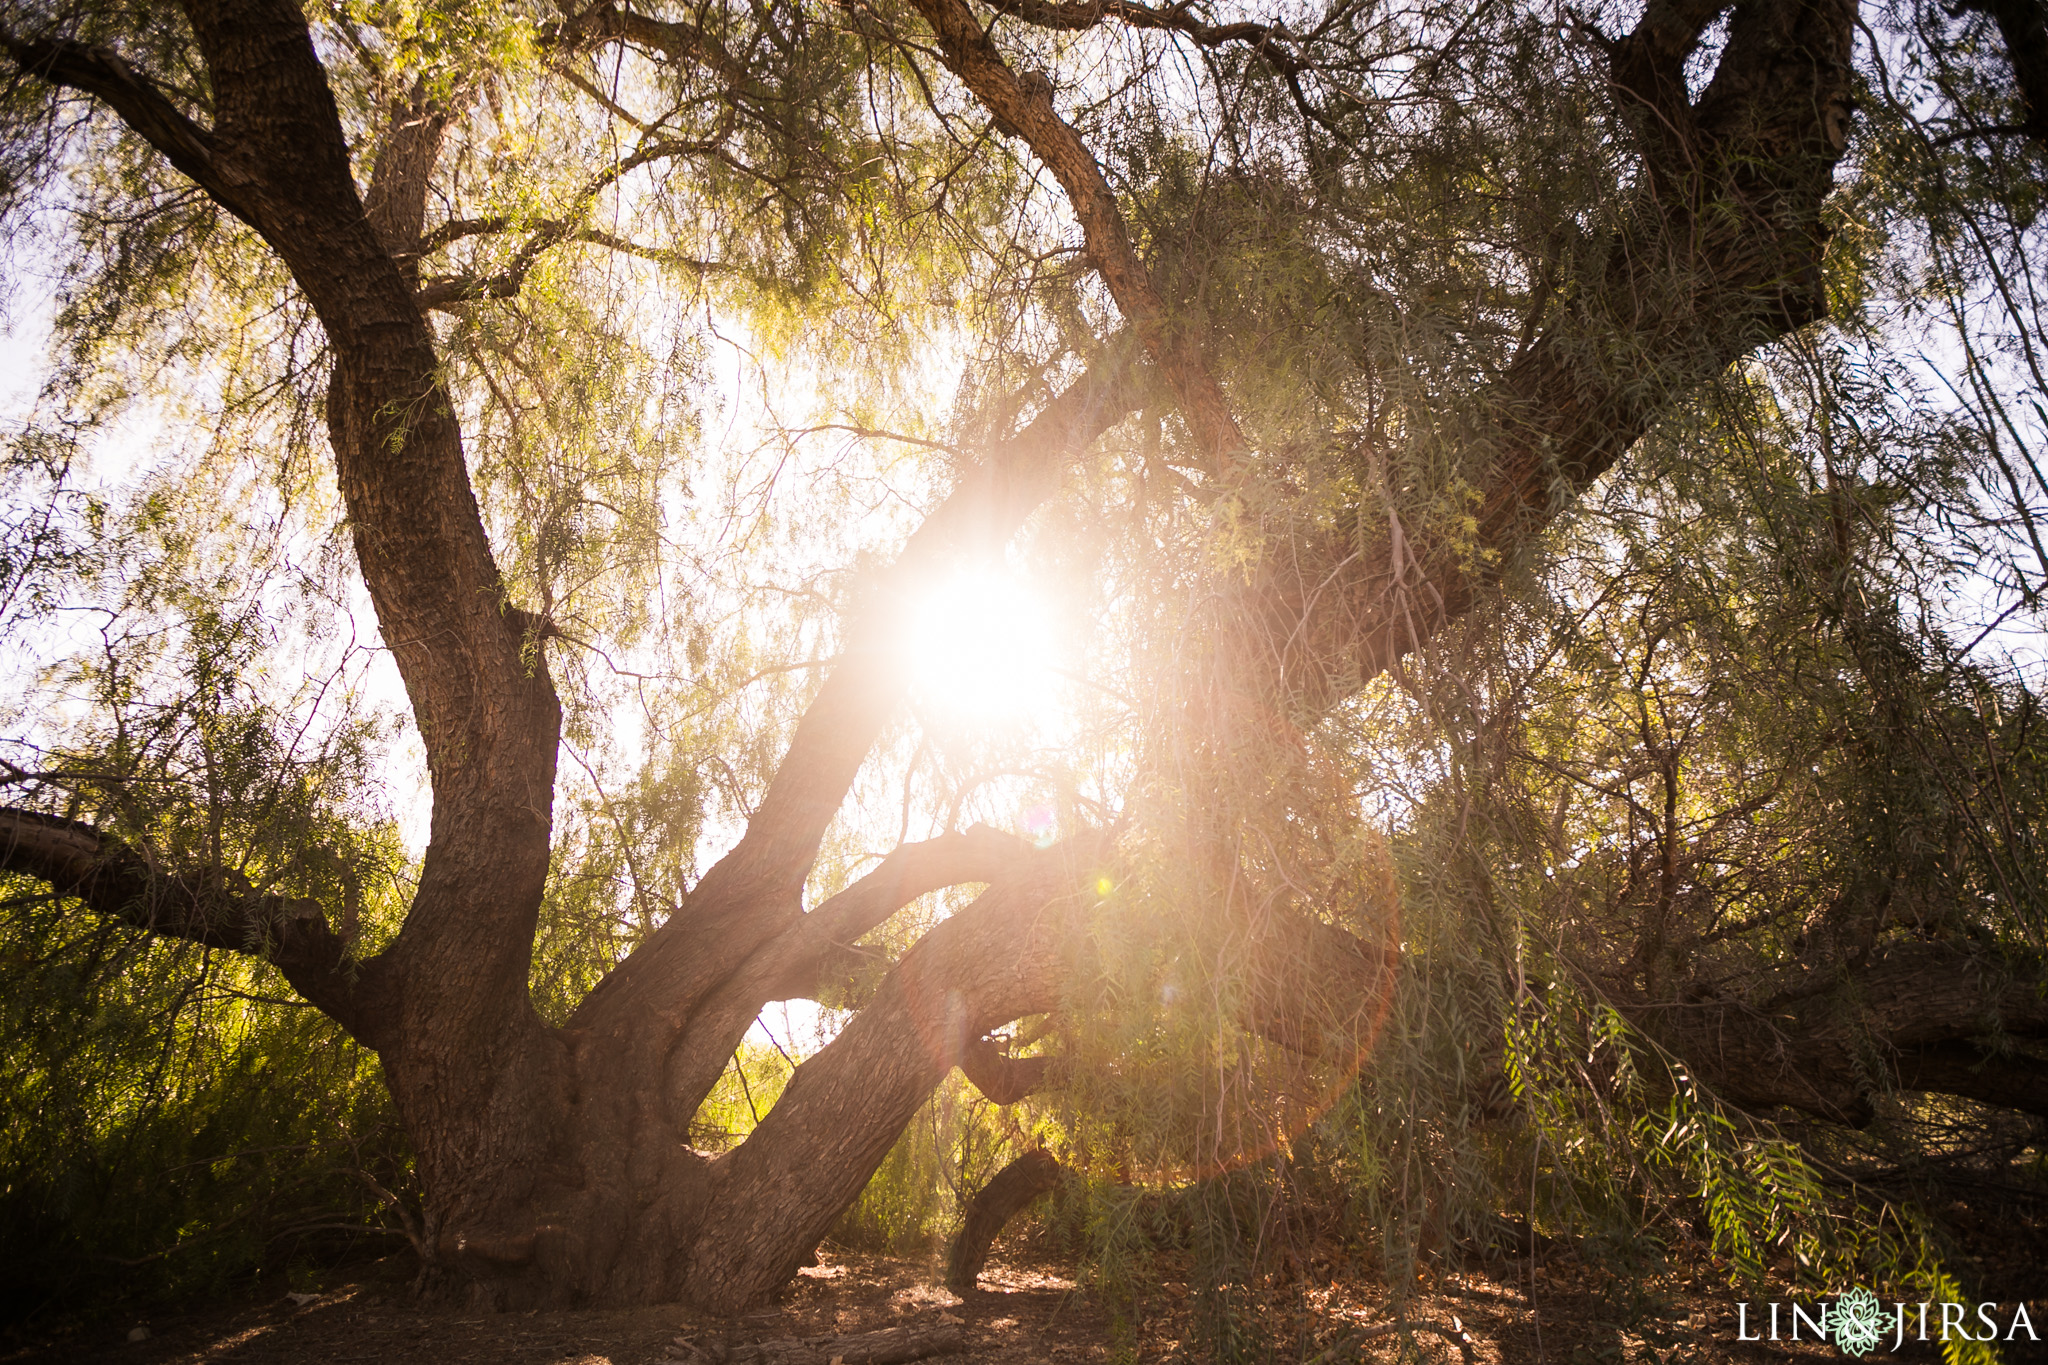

left=1637, top=944, right=2048, bottom=1124
left=947, top=1150, right=1066, bottom=1290
left=0, top=809, right=380, bottom=1038
left=1230, top=0, right=1858, bottom=711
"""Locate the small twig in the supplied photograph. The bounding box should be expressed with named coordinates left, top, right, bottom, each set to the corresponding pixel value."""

left=268, top=1223, right=413, bottom=1243
left=349, top=1168, right=428, bottom=1260
left=788, top=422, right=960, bottom=454
left=1312, top=1316, right=1480, bottom=1365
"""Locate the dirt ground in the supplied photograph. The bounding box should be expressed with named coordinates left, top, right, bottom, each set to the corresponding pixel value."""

left=3, top=1245, right=2041, bottom=1365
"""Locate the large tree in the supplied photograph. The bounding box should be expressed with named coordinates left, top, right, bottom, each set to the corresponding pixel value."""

left=0, top=0, right=2042, bottom=1314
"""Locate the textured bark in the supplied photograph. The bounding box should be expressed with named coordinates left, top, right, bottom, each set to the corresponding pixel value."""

left=679, top=848, right=1103, bottom=1311
left=1639, top=944, right=2048, bottom=1123
left=362, top=78, right=451, bottom=273
left=6, top=0, right=571, bottom=1289
left=947, top=1150, right=1065, bottom=1290
left=0, top=808, right=382, bottom=1040
left=1228, top=0, right=1858, bottom=710
left=615, top=824, right=1040, bottom=1123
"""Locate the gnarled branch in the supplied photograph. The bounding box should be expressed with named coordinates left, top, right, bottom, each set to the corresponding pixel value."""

left=947, top=1149, right=1065, bottom=1289
left=0, top=808, right=389, bottom=1046
left=682, top=843, right=1103, bottom=1310
left=656, top=826, right=1044, bottom=1116
left=1643, top=943, right=2048, bottom=1123
left=568, top=348, right=1145, bottom=1098
left=958, top=1033, right=1053, bottom=1104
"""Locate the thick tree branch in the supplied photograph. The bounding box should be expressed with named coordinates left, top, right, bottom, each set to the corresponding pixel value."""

left=1896, top=1041, right=2048, bottom=1117
left=905, top=0, right=1246, bottom=468
left=957, top=1033, right=1053, bottom=1104
left=550, top=3, right=754, bottom=89
left=657, top=825, right=1042, bottom=1116
left=680, top=827, right=1397, bottom=1311
left=1643, top=943, right=2048, bottom=1123
left=0, top=29, right=261, bottom=225
left=362, top=75, right=452, bottom=272
left=771, top=826, right=1039, bottom=993
left=8, top=4, right=580, bottom=1256
left=947, top=1149, right=1065, bottom=1289
left=1239, top=908, right=1401, bottom=1064
left=1235, top=0, right=1857, bottom=711
left=153, top=0, right=564, bottom=1000
left=0, top=808, right=389, bottom=1046
left=1610, top=0, right=1736, bottom=137
left=981, top=0, right=1311, bottom=74
left=682, top=844, right=1102, bottom=1310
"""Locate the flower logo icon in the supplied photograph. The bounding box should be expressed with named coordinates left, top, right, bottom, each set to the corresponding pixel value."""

left=1832, top=1286, right=1885, bottom=1357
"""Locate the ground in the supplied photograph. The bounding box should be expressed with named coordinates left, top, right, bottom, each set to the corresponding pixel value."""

left=2, top=1245, right=2040, bottom=1364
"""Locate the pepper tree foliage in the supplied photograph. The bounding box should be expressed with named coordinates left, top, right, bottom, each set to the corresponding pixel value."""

left=0, top=0, right=2043, bottom=1332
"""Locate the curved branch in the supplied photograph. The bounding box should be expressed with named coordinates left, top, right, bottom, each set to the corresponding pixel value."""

left=654, top=825, right=1042, bottom=1117
left=776, top=826, right=1040, bottom=993
left=958, top=1033, right=1053, bottom=1104
left=681, top=843, right=1104, bottom=1311
left=410, top=127, right=732, bottom=306
left=0, top=29, right=259, bottom=225
left=1234, top=0, right=1858, bottom=711
left=946, top=1149, right=1065, bottom=1290
left=1897, top=1041, right=2048, bottom=1117
left=982, top=0, right=1311, bottom=74
left=549, top=4, right=753, bottom=90
left=1645, top=943, right=2048, bottom=1124
left=905, top=0, right=1246, bottom=467
left=0, top=808, right=390, bottom=1046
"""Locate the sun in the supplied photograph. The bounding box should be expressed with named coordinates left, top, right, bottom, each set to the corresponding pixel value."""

left=902, top=565, right=1060, bottom=726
